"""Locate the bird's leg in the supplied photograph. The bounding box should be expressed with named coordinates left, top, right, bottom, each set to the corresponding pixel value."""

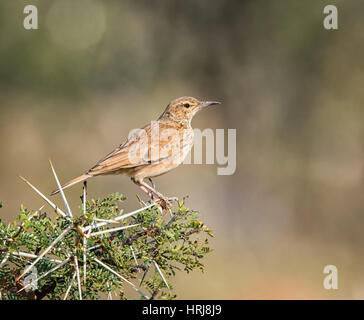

left=148, top=178, right=155, bottom=190
left=147, top=178, right=175, bottom=201
left=139, top=180, right=178, bottom=203
left=131, top=178, right=154, bottom=199
left=148, top=178, right=155, bottom=201
left=131, top=178, right=178, bottom=209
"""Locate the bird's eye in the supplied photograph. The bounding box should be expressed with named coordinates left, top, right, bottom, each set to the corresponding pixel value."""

left=184, top=103, right=190, bottom=108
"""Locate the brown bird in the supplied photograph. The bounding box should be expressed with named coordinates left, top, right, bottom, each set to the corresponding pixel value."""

left=51, top=96, right=220, bottom=204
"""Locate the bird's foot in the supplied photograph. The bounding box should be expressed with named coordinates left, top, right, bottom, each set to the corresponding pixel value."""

left=155, top=196, right=178, bottom=213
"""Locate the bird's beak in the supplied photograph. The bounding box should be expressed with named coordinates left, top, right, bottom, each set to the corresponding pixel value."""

left=198, top=100, right=221, bottom=108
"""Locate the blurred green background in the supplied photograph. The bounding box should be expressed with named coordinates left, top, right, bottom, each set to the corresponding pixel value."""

left=1, top=0, right=364, bottom=299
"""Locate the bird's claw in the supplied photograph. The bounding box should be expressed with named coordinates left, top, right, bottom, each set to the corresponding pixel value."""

left=155, top=196, right=179, bottom=213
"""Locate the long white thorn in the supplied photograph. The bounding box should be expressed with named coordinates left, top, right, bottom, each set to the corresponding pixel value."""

left=17, top=257, right=71, bottom=293
left=83, top=238, right=87, bottom=285
left=28, top=205, right=45, bottom=222
left=49, top=159, right=72, bottom=218
left=92, top=257, right=150, bottom=299
left=74, top=256, right=82, bottom=300
left=153, top=260, right=170, bottom=289
left=82, top=203, right=156, bottom=233
left=18, top=175, right=68, bottom=219
left=94, top=218, right=120, bottom=224
left=83, top=225, right=92, bottom=285
left=13, top=205, right=46, bottom=237
left=88, top=223, right=140, bottom=237
left=63, top=271, right=77, bottom=300
left=86, top=244, right=101, bottom=251
left=12, top=204, right=45, bottom=241
left=0, top=252, right=10, bottom=267
left=107, top=281, right=112, bottom=300
left=18, top=224, right=72, bottom=280
left=82, top=182, right=88, bottom=285
left=92, top=257, right=134, bottom=286
left=13, top=251, right=63, bottom=263
left=130, top=245, right=140, bottom=272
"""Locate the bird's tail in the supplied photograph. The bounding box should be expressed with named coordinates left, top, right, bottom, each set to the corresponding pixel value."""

left=50, top=173, right=90, bottom=196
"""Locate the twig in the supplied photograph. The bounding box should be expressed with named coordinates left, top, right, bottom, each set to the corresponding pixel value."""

left=140, top=266, right=149, bottom=287
left=150, top=287, right=160, bottom=300
left=83, top=181, right=87, bottom=214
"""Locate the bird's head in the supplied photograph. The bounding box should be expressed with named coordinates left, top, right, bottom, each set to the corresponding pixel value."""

left=159, top=96, right=221, bottom=123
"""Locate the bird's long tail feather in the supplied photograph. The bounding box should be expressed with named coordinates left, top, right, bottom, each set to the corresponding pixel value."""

left=50, top=173, right=90, bottom=196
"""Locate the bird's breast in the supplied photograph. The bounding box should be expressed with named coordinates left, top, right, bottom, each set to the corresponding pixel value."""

left=159, top=126, right=194, bottom=163
left=179, top=128, right=194, bottom=161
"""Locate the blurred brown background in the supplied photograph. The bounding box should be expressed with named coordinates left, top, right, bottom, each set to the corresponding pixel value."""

left=1, top=0, right=364, bottom=299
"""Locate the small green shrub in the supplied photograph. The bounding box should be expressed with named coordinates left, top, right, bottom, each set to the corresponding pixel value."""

left=0, top=193, right=213, bottom=300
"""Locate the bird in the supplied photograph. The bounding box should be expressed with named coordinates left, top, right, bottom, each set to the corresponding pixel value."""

left=51, top=96, right=221, bottom=204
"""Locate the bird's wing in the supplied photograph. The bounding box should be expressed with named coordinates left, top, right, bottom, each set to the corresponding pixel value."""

left=87, top=122, right=176, bottom=176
